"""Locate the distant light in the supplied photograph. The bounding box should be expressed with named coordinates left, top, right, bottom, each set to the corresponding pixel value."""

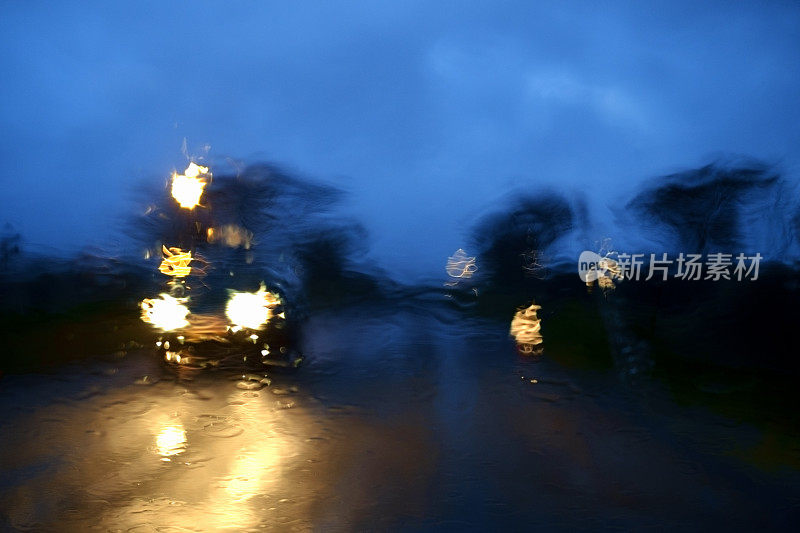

left=446, top=248, right=477, bottom=278
left=207, top=224, right=253, bottom=249
left=171, top=162, right=209, bottom=209
left=510, top=302, right=543, bottom=354
left=140, top=293, right=190, bottom=331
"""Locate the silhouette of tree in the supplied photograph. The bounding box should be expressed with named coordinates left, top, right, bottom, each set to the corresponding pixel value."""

left=470, top=193, right=574, bottom=288
left=627, top=162, right=784, bottom=254
left=0, top=223, right=21, bottom=271
left=128, top=162, right=380, bottom=308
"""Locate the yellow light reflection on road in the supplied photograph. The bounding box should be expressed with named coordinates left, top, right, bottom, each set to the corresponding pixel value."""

left=155, top=424, right=187, bottom=459
left=204, top=391, right=294, bottom=530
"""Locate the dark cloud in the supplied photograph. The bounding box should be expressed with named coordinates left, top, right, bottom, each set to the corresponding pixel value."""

left=1, top=1, right=799, bottom=278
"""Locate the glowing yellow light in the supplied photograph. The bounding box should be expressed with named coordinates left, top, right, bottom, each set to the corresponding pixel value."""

left=158, top=245, right=193, bottom=277
left=171, top=162, right=209, bottom=209
left=225, top=283, right=281, bottom=329
left=586, top=257, right=622, bottom=292
left=510, top=302, right=543, bottom=354
left=140, top=293, right=190, bottom=331
left=164, top=351, right=185, bottom=364
left=155, top=424, right=187, bottom=458
left=207, top=224, right=253, bottom=249
left=446, top=248, right=477, bottom=278
left=597, top=275, right=615, bottom=290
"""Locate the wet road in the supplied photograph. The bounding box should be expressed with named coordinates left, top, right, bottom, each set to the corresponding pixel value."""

left=1, top=308, right=798, bottom=531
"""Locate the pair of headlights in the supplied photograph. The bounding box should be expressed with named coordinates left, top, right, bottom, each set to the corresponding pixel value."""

left=141, top=284, right=282, bottom=332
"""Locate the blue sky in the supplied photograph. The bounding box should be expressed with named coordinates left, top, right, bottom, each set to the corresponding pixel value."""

left=1, top=1, right=799, bottom=277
